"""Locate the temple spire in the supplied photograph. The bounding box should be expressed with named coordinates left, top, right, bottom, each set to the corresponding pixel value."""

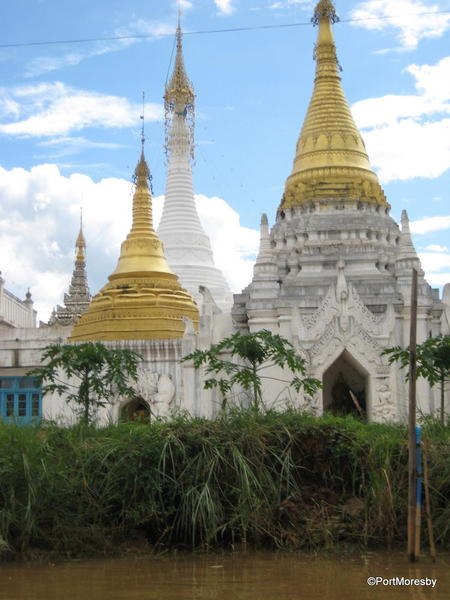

left=164, top=19, right=195, bottom=161
left=105, top=146, right=169, bottom=281
left=256, top=214, right=272, bottom=263
left=69, top=141, right=199, bottom=341
left=249, top=214, right=278, bottom=296
left=49, top=214, right=91, bottom=326
left=75, top=208, right=86, bottom=263
left=312, top=0, right=339, bottom=25
left=281, top=0, right=387, bottom=210
left=158, top=19, right=232, bottom=312
left=398, top=210, right=419, bottom=260
left=395, top=210, right=424, bottom=295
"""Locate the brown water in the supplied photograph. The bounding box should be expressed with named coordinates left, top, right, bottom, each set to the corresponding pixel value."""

left=1, top=551, right=448, bottom=600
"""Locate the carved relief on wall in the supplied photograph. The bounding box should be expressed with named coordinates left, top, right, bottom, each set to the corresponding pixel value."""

left=301, top=391, right=321, bottom=416
left=371, top=379, right=398, bottom=423
left=294, top=261, right=394, bottom=349
left=132, top=367, right=176, bottom=416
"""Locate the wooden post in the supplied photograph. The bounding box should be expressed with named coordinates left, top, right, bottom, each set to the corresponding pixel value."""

left=422, top=441, right=437, bottom=562
left=408, top=268, right=418, bottom=562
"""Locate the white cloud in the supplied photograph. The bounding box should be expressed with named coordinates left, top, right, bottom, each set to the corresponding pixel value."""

left=269, top=0, right=311, bottom=9
left=410, top=215, right=450, bottom=234
left=26, top=53, right=88, bottom=79
left=424, top=244, right=449, bottom=252
left=193, top=194, right=259, bottom=291
left=353, top=57, right=450, bottom=129
left=352, top=57, right=450, bottom=182
left=36, top=136, right=125, bottom=159
left=362, top=117, right=450, bottom=181
left=25, top=19, right=175, bottom=77
left=351, top=0, right=450, bottom=50
left=215, top=0, right=236, bottom=15
left=0, top=163, right=257, bottom=321
left=425, top=272, right=450, bottom=286
left=419, top=251, right=450, bottom=272
left=0, top=82, right=163, bottom=137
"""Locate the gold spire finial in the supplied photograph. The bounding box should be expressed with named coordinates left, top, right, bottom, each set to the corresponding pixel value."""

left=164, top=17, right=195, bottom=161
left=312, top=0, right=339, bottom=25
left=69, top=142, right=199, bottom=341
left=165, top=21, right=194, bottom=110
left=137, top=93, right=154, bottom=195
left=131, top=147, right=154, bottom=233
left=75, top=207, right=86, bottom=263
left=280, top=0, right=388, bottom=210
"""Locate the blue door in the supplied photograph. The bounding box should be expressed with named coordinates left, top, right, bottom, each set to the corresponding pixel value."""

left=0, top=377, right=42, bottom=425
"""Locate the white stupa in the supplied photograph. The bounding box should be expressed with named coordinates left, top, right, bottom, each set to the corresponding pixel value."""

left=157, top=22, right=233, bottom=313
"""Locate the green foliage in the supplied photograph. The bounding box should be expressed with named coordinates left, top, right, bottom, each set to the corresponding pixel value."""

left=183, top=330, right=321, bottom=409
left=383, top=335, right=450, bottom=422
left=28, top=343, right=142, bottom=425
left=1, top=412, right=449, bottom=559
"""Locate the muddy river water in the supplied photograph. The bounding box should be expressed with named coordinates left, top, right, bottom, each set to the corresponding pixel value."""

left=1, top=551, right=448, bottom=600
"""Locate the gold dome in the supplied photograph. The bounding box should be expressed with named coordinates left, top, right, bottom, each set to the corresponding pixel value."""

left=281, top=0, right=388, bottom=210
left=69, top=150, right=199, bottom=341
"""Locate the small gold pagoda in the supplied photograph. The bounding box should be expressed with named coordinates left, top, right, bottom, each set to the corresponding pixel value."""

left=69, top=147, right=199, bottom=341
left=281, top=0, right=388, bottom=210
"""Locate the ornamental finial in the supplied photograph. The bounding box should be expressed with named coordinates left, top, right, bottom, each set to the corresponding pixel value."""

left=76, top=207, right=86, bottom=263
left=140, top=90, right=146, bottom=152
left=135, top=99, right=153, bottom=193
left=312, top=0, right=339, bottom=25
left=134, top=148, right=151, bottom=188
left=164, top=17, right=195, bottom=162
left=164, top=21, right=194, bottom=110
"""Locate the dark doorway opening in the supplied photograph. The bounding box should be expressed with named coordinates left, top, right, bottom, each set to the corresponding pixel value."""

left=121, top=397, right=151, bottom=423
left=323, top=351, right=367, bottom=418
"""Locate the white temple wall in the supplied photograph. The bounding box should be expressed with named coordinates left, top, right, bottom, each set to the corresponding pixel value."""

left=0, top=285, right=36, bottom=329
left=43, top=389, right=79, bottom=424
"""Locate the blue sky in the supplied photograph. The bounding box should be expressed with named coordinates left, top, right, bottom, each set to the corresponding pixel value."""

left=1, top=0, right=450, bottom=320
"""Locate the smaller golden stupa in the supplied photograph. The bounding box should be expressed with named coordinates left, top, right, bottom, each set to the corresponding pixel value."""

left=69, top=144, right=199, bottom=341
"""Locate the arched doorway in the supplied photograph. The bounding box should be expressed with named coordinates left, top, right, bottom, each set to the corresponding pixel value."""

left=121, top=397, right=151, bottom=423
left=323, top=350, right=367, bottom=418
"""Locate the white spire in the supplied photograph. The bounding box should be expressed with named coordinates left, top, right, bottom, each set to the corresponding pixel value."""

left=398, top=209, right=418, bottom=259
left=158, top=22, right=232, bottom=312
left=256, top=214, right=272, bottom=263
left=252, top=214, right=278, bottom=292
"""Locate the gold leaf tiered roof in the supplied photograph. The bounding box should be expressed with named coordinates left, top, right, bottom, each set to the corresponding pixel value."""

left=69, top=150, right=199, bottom=341
left=281, top=0, right=388, bottom=209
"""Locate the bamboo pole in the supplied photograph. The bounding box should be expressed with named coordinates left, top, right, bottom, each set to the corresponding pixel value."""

left=422, top=441, right=437, bottom=562
left=414, top=426, right=422, bottom=558
left=408, top=268, right=418, bottom=562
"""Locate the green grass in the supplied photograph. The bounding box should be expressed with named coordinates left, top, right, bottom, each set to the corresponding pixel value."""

left=0, top=411, right=449, bottom=559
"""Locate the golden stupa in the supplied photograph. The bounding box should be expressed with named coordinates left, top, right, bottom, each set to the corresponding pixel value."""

left=69, top=147, right=199, bottom=341
left=281, top=0, right=388, bottom=210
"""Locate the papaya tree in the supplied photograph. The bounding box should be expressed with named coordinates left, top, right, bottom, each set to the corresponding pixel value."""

left=28, top=342, right=142, bottom=425
left=183, top=329, right=321, bottom=411
left=383, top=335, right=450, bottom=423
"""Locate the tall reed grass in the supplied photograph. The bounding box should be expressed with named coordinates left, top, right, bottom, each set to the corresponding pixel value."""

left=0, top=411, right=448, bottom=559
